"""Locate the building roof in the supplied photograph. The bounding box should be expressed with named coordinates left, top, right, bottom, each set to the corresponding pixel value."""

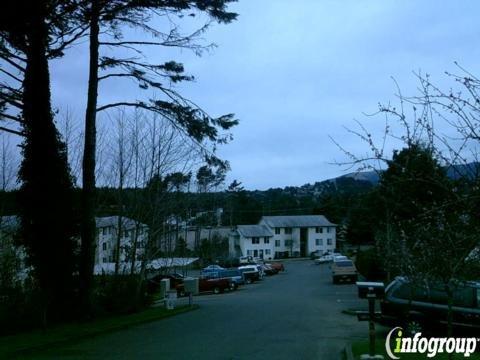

left=93, top=257, right=199, bottom=274
left=95, top=216, right=146, bottom=230
left=1, top=215, right=146, bottom=232
left=261, top=215, right=336, bottom=228
left=237, top=224, right=274, bottom=238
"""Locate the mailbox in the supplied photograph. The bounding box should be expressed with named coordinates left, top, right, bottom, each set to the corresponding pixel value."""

left=183, top=277, right=199, bottom=295
left=356, top=281, right=385, bottom=299
left=159, top=278, right=170, bottom=299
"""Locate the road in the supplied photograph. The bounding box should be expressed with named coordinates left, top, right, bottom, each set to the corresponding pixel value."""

left=32, top=260, right=373, bottom=360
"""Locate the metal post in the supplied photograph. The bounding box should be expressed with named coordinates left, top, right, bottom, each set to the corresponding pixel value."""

left=368, top=298, right=375, bottom=356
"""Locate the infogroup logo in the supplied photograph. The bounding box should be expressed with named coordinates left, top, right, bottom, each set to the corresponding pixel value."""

left=385, top=327, right=479, bottom=359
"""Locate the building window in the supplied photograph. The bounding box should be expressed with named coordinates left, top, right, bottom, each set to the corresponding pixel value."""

left=102, top=257, right=107, bottom=263
left=102, top=242, right=107, bottom=251
left=326, top=227, right=331, bottom=233
left=252, top=237, right=260, bottom=244
left=275, top=240, right=280, bottom=247
left=315, top=227, right=323, bottom=233
left=102, top=227, right=107, bottom=236
left=265, top=249, right=271, bottom=255
left=315, top=239, right=323, bottom=246
left=247, top=250, right=252, bottom=256
left=264, top=237, right=270, bottom=244
left=327, top=238, right=333, bottom=245
left=275, top=227, right=281, bottom=235
left=284, top=227, right=292, bottom=234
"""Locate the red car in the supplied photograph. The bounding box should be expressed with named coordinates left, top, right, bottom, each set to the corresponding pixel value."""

left=176, top=276, right=231, bottom=296
left=268, top=262, right=285, bottom=272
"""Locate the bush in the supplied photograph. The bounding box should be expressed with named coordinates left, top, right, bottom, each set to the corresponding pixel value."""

left=0, top=283, right=47, bottom=336
left=93, top=275, right=153, bottom=316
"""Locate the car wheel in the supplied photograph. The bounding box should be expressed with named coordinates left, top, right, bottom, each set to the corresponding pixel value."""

left=246, top=278, right=252, bottom=284
left=213, top=287, right=221, bottom=294
left=230, top=283, right=237, bottom=291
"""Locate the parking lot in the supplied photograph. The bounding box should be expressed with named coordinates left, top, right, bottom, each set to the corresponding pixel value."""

left=33, top=260, right=373, bottom=359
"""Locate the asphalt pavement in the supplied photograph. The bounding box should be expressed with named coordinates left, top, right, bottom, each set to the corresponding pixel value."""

left=30, top=260, right=374, bottom=360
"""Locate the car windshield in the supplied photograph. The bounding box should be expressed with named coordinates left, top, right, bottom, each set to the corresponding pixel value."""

left=336, top=261, right=353, bottom=267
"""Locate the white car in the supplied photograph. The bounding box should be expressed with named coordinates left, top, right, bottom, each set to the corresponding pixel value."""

left=333, top=255, right=348, bottom=262
left=314, top=254, right=333, bottom=264
left=239, top=256, right=254, bottom=264
left=238, top=265, right=263, bottom=279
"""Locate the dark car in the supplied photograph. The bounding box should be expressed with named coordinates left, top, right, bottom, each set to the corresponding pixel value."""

left=176, top=276, right=231, bottom=296
left=380, top=277, right=480, bottom=332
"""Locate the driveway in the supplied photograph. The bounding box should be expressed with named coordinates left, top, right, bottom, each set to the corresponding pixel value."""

left=30, top=260, right=373, bottom=360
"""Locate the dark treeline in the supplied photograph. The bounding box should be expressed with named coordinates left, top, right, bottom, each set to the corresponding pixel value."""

left=0, top=175, right=379, bottom=245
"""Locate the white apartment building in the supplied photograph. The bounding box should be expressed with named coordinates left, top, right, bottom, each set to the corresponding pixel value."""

left=229, top=215, right=336, bottom=259
left=229, top=224, right=275, bottom=260
left=95, top=216, right=148, bottom=265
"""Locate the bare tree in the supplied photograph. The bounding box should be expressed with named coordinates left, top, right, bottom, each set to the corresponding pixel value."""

left=334, top=69, right=480, bottom=337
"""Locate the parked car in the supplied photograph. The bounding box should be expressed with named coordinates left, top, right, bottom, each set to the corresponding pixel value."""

left=314, top=254, right=333, bottom=264
left=333, top=255, right=348, bottom=262
left=263, top=263, right=279, bottom=276
left=176, top=276, right=231, bottom=296
left=331, top=259, right=357, bottom=284
left=380, top=277, right=480, bottom=332
left=239, top=256, right=254, bottom=264
left=310, top=250, right=322, bottom=260
left=205, top=269, right=245, bottom=290
left=238, top=265, right=261, bottom=284
left=202, top=265, right=225, bottom=272
left=268, top=262, right=285, bottom=272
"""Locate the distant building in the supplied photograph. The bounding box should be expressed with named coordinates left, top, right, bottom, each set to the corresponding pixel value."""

left=95, top=216, right=148, bottom=265
left=229, top=224, right=274, bottom=260
left=0, top=215, right=148, bottom=267
left=229, top=215, right=337, bottom=260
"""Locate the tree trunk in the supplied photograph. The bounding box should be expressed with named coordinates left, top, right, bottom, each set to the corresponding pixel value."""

left=79, top=0, right=100, bottom=317
left=19, top=0, right=76, bottom=323
left=115, top=213, right=123, bottom=275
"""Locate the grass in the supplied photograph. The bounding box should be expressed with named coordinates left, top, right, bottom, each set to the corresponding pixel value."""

left=351, top=338, right=480, bottom=359
left=0, top=304, right=198, bottom=358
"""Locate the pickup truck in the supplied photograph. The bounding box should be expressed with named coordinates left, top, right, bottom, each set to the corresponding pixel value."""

left=204, top=269, right=245, bottom=290
left=176, top=276, right=231, bottom=296
left=331, top=259, right=358, bottom=284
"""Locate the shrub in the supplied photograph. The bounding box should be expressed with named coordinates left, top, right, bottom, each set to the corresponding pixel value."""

left=93, top=275, right=153, bottom=316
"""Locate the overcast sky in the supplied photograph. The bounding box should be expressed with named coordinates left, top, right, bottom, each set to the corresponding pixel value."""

left=46, top=0, right=480, bottom=190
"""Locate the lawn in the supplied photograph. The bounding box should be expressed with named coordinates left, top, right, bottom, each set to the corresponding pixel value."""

left=0, top=304, right=198, bottom=358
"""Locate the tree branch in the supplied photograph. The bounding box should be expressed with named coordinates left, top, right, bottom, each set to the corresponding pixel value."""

left=0, top=125, right=23, bottom=136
